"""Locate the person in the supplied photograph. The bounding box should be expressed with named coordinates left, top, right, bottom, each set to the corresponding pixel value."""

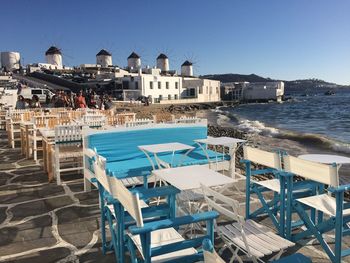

left=75, top=90, right=87, bottom=108
left=104, top=95, right=113, bottom=110
left=15, top=95, right=26, bottom=109
left=30, top=95, right=41, bottom=108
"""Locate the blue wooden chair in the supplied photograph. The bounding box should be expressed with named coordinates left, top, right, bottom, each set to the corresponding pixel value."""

left=242, top=146, right=315, bottom=237
left=284, top=155, right=350, bottom=263
left=92, top=152, right=180, bottom=260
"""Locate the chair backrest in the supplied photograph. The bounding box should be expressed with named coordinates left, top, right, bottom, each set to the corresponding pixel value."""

left=32, top=115, right=58, bottom=128
left=93, top=152, right=144, bottom=227
left=175, top=116, right=202, bottom=124
left=55, top=125, right=83, bottom=143
left=243, top=146, right=282, bottom=169
left=125, top=118, right=154, bottom=127
left=201, top=184, right=253, bottom=257
left=283, top=155, right=338, bottom=187
left=201, top=184, right=243, bottom=224
left=82, top=115, right=106, bottom=127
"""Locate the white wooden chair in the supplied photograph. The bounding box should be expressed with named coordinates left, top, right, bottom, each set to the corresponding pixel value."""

left=29, top=115, right=58, bottom=161
left=283, top=155, right=350, bottom=263
left=125, top=118, right=154, bottom=127
left=175, top=116, right=202, bottom=124
left=81, top=115, right=106, bottom=128
left=201, top=184, right=295, bottom=263
left=52, top=125, right=83, bottom=185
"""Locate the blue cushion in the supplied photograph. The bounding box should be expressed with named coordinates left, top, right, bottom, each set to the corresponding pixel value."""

left=106, top=157, right=153, bottom=178
left=88, top=126, right=207, bottom=163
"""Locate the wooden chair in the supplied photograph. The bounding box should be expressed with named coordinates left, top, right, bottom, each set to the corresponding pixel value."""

left=201, top=184, right=295, bottom=263
left=52, top=125, right=84, bottom=185
left=28, top=115, right=58, bottom=161
left=284, top=155, right=350, bottom=263
left=92, top=153, right=218, bottom=263
left=125, top=118, right=154, bottom=127
left=242, top=146, right=314, bottom=237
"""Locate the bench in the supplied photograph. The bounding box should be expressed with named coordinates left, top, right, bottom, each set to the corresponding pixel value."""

left=82, top=120, right=230, bottom=191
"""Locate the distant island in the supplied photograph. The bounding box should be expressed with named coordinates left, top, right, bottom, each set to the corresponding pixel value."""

left=200, top=73, right=350, bottom=93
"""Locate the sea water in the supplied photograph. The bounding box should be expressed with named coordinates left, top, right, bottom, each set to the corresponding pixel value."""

left=216, top=89, right=350, bottom=154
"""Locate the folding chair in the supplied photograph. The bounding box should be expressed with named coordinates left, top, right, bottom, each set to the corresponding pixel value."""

left=242, top=146, right=315, bottom=237
left=201, top=184, right=295, bottom=263
left=202, top=238, right=311, bottom=263
left=284, top=155, right=350, bottom=263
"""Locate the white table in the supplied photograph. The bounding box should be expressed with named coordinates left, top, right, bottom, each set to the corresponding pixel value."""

left=152, top=165, right=236, bottom=191
left=153, top=165, right=236, bottom=234
left=138, top=142, right=195, bottom=170
left=195, top=136, right=246, bottom=179
left=298, top=154, right=350, bottom=165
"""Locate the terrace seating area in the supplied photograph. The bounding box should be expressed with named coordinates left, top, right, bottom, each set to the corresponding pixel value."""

left=1, top=106, right=350, bottom=262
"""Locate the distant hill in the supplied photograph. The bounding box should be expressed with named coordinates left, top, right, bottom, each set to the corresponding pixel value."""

left=200, top=73, right=273, bottom=83
left=200, top=74, right=350, bottom=93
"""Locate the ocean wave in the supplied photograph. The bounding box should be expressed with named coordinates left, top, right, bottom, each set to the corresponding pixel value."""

left=230, top=115, right=350, bottom=154
left=236, top=119, right=280, bottom=137
left=275, top=131, right=350, bottom=154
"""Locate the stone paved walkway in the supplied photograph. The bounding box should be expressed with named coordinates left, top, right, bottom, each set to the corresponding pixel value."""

left=0, top=129, right=349, bottom=262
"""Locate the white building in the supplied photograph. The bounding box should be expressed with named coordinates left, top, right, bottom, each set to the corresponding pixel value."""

left=96, top=49, right=112, bottom=67
left=87, top=52, right=221, bottom=104
left=182, top=77, right=220, bottom=102
left=243, top=81, right=284, bottom=102
left=45, top=46, right=63, bottom=69
left=1, top=51, right=21, bottom=71
left=120, top=67, right=183, bottom=102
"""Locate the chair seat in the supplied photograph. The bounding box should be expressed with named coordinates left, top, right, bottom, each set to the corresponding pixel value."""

left=274, top=253, right=311, bottom=263
left=52, top=146, right=83, bottom=158
left=218, top=219, right=294, bottom=259
left=253, top=179, right=315, bottom=194
left=253, top=179, right=281, bottom=193
left=297, top=193, right=350, bottom=217
left=120, top=176, right=143, bottom=187
left=129, top=227, right=197, bottom=262
left=106, top=157, right=153, bottom=179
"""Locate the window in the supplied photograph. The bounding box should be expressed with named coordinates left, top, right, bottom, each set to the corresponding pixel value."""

left=206, top=86, right=208, bottom=94
left=174, top=94, right=178, bottom=100
left=168, top=94, right=171, bottom=100
left=159, top=95, right=163, bottom=100
left=166, top=82, right=169, bottom=89
left=175, top=82, right=178, bottom=89
left=32, top=90, right=42, bottom=95
left=199, top=87, right=203, bottom=94
left=210, top=87, right=213, bottom=94
left=135, top=81, right=138, bottom=89
left=150, top=81, right=153, bottom=89
left=216, top=87, right=219, bottom=94
left=158, top=81, right=161, bottom=89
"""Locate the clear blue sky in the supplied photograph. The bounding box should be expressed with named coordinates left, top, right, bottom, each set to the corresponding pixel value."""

left=1, top=0, right=349, bottom=84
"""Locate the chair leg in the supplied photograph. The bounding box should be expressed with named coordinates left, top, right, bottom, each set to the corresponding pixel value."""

left=106, top=208, right=119, bottom=262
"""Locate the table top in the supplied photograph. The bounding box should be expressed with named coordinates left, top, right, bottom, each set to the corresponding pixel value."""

left=138, top=142, right=194, bottom=154
left=195, top=136, right=246, bottom=146
left=152, top=165, right=235, bottom=191
left=298, top=154, right=350, bottom=164
left=39, top=128, right=55, bottom=139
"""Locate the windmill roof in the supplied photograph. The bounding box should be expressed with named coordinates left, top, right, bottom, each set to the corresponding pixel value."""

left=45, top=46, right=62, bottom=55
left=128, top=52, right=140, bottom=59
left=157, top=53, right=168, bottom=59
left=96, top=49, right=111, bottom=56
left=181, top=60, right=193, bottom=66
